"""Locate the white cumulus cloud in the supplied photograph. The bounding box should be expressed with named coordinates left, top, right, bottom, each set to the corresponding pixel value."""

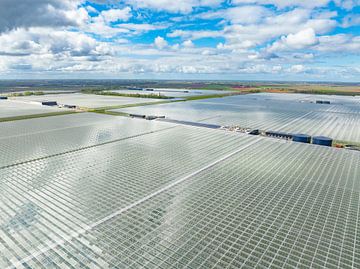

left=100, top=7, right=132, bottom=23
left=154, top=36, right=168, bottom=49
left=183, top=40, right=195, bottom=48
left=268, top=28, right=319, bottom=52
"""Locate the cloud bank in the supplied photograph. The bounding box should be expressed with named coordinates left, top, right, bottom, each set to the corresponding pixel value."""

left=0, top=0, right=359, bottom=81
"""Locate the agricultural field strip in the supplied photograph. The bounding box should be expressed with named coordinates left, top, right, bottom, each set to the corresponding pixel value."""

left=4, top=137, right=360, bottom=268
left=0, top=126, right=257, bottom=267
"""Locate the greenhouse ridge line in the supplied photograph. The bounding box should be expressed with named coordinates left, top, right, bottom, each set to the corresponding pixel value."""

left=8, top=137, right=263, bottom=269
left=277, top=111, right=313, bottom=130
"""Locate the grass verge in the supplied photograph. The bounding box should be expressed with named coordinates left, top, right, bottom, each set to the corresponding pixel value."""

left=182, top=92, right=247, bottom=101
left=81, top=89, right=172, bottom=99
left=0, top=111, right=79, bottom=123
left=85, top=100, right=177, bottom=111
left=89, top=109, right=129, bottom=116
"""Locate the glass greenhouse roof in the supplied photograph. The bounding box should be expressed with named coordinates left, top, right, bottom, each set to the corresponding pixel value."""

left=0, top=113, right=115, bottom=138
left=0, top=117, right=359, bottom=268
left=114, top=93, right=360, bottom=143
left=0, top=113, right=175, bottom=168
left=12, top=93, right=161, bottom=109
left=0, top=100, right=65, bottom=119
left=105, top=88, right=230, bottom=98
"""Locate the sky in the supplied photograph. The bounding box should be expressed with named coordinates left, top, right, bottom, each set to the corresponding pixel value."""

left=0, top=0, right=359, bottom=81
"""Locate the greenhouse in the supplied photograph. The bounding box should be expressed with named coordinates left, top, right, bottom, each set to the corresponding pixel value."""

left=0, top=121, right=359, bottom=268
left=0, top=113, right=173, bottom=167
left=0, top=99, right=64, bottom=119
left=115, top=93, right=360, bottom=143
left=12, top=93, right=161, bottom=109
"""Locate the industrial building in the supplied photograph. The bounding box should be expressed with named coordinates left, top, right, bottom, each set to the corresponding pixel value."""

left=265, top=131, right=293, bottom=139
left=293, top=133, right=311, bottom=143
left=40, top=100, right=58, bottom=106
left=60, top=104, right=77, bottom=109
left=316, top=100, right=331, bottom=104
left=130, top=113, right=146, bottom=118
left=313, top=136, right=333, bottom=147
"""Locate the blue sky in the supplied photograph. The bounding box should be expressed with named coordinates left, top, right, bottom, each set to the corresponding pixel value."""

left=0, top=0, right=359, bottom=81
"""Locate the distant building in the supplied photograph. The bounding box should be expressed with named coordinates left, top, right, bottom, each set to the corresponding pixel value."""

left=316, top=100, right=331, bottom=104
left=130, top=114, right=146, bottom=119
left=265, top=131, right=293, bottom=139
left=313, top=136, right=333, bottom=147
left=62, top=104, right=77, bottom=109
left=40, top=101, right=58, bottom=106
left=293, top=134, right=311, bottom=143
